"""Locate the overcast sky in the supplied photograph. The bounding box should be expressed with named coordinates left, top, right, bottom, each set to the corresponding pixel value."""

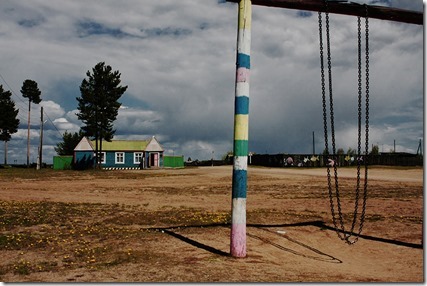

left=0, top=0, right=423, bottom=164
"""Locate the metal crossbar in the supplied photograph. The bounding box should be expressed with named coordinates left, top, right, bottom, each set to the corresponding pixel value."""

left=226, top=0, right=423, bottom=25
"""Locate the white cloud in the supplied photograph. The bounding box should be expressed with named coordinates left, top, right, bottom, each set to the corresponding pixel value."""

left=51, top=118, right=79, bottom=132
left=40, top=100, right=65, bottom=118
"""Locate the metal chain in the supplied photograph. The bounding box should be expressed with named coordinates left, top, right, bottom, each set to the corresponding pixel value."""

left=319, top=10, right=340, bottom=238
left=359, top=4, right=370, bottom=241
left=347, top=4, right=369, bottom=244
left=348, top=15, right=363, bottom=244
left=319, top=0, right=347, bottom=242
left=325, top=3, right=348, bottom=239
left=319, top=1, right=370, bottom=245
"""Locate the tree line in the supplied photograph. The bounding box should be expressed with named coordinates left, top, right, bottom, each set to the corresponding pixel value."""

left=0, top=79, right=42, bottom=166
left=0, top=61, right=127, bottom=168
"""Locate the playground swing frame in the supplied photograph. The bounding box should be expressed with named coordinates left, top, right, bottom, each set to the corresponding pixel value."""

left=226, top=0, right=423, bottom=258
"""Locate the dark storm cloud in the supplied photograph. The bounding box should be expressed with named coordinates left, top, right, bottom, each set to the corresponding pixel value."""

left=0, top=0, right=422, bottom=163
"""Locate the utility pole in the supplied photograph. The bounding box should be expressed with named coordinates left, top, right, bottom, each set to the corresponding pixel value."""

left=312, top=131, right=315, bottom=155
left=417, top=139, right=422, bottom=156
left=4, top=141, right=7, bottom=166
left=37, top=107, right=44, bottom=170
left=26, top=101, right=30, bottom=167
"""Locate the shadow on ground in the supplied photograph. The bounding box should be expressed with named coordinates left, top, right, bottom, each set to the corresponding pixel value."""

left=147, top=220, right=421, bottom=263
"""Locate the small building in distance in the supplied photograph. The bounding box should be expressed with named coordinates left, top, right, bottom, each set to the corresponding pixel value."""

left=73, top=136, right=164, bottom=170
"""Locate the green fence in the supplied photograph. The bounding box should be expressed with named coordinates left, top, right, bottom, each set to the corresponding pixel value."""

left=53, top=156, right=73, bottom=170
left=163, top=155, right=184, bottom=168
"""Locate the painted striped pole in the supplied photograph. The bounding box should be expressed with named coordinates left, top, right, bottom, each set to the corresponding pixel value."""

left=231, top=0, right=251, bottom=258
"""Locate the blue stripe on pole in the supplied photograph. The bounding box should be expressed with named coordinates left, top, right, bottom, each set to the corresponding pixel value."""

left=232, top=169, right=247, bottom=198
left=235, top=96, right=249, bottom=115
left=237, top=53, right=250, bottom=69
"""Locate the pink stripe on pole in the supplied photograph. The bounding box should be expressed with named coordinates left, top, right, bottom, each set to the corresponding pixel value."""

left=230, top=223, right=246, bottom=257
left=236, top=67, right=250, bottom=83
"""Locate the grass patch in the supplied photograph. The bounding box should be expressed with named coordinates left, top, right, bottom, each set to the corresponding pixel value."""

left=0, top=200, right=233, bottom=277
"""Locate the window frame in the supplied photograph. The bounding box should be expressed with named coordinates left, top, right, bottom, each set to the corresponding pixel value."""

left=94, top=152, right=106, bottom=164
left=134, top=152, right=144, bottom=164
left=115, top=152, right=125, bottom=164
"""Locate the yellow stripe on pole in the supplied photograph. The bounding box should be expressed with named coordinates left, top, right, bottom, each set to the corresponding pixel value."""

left=238, top=0, right=252, bottom=29
left=234, top=114, right=249, bottom=141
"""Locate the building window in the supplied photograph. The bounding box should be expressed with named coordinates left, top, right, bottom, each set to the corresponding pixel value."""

left=94, top=152, right=106, bottom=164
left=115, top=152, right=125, bottom=164
left=134, top=152, right=143, bottom=164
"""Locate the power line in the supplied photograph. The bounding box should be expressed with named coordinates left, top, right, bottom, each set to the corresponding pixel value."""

left=43, top=110, right=66, bottom=139
left=0, top=72, right=29, bottom=123
left=0, top=72, right=27, bottom=107
left=0, top=72, right=68, bottom=139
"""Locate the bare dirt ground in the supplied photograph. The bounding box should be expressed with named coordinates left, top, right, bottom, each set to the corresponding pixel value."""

left=0, top=165, right=423, bottom=282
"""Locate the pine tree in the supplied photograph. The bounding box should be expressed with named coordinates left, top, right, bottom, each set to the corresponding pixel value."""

left=21, top=79, right=42, bottom=167
left=55, top=130, right=84, bottom=156
left=0, top=85, right=20, bottom=165
left=76, top=62, right=128, bottom=168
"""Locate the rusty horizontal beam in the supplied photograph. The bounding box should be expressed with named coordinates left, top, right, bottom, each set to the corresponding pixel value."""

left=226, top=0, right=423, bottom=25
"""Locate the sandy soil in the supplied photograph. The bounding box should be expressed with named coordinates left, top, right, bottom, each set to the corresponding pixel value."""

left=0, top=165, right=423, bottom=282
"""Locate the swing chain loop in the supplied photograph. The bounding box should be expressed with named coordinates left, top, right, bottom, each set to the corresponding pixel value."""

left=320, top=0, right=347, bottom=242
left=319, top=1, right=370, bottom=245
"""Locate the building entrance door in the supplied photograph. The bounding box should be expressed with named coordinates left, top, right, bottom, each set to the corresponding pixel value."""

left=150, top=153, right=158, bottom=167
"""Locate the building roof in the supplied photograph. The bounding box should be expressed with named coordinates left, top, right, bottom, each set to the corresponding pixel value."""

left=74, top=136, right=163, bottom=152
left=74, top=136, right=94, bottom=151
left=94, top=140, right=149, bottom=151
